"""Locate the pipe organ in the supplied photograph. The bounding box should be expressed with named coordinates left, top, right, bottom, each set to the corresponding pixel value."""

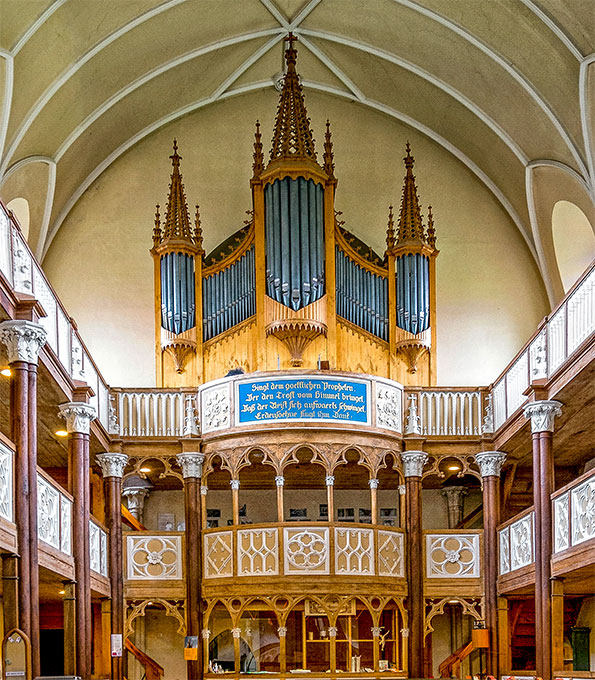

left=152, top=37, right=438, bottom=387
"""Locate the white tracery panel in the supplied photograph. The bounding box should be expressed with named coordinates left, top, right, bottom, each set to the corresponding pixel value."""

left=529, top=329, right=547, bottom=380
left=0, top=208, right=12, bottom=284
left=0, top=442, right=13, bottom=522
left=89, top=521, right=101, bottom=574
left=553, top=492, right=570, bottom=553
left=11, top=226, right=32, bottom=294
left=37, top=475, right=60, bottom=550
left=377, top=529, right=404, bottom=577
left=510, top=512, right=534, bottom=571
left=571, top=477, right=595, bottom=546
left=284, top=527, right=329, bottom=575
left=60, top=495, right=72, bottom=555
left=426, top=533, right=480, bottom=578
left=127, top=535, right=183, bottom=580
left=238, top=528, right=278, bottom=576
left=100, top=528, right=108, bottom=576
left=375, top=382, right=402, bottom=432
left=204, top=531, right=233, bottom=578
left=201, top=383, right=231, bottom=433
left=335, top=527, right=374, bottom=575
left=499, top=526, right=510, bottom=575
left=33, top=264, right=57, bottom=353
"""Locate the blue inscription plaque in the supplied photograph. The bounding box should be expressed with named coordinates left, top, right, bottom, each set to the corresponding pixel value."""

left=236, top=376, right=369, bottom=425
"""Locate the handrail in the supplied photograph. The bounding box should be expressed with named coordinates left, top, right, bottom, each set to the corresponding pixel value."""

left=438, top=639, right=473, bottom=677
left=125, top=638, right=164, bottom=680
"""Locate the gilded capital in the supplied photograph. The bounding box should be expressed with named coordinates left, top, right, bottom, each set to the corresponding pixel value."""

left=475, top=451, right=507, bottom=478
left=176, top=452, right=205, bottom=479
left=96, top=452, right=128, bottom=479
left=0, top=320, right=47, bottom=365
left=523, top=400, right=562, bottom=433
left=58, top=401, right=96, bottom=434
left=400, top=450, right=428, bottom=478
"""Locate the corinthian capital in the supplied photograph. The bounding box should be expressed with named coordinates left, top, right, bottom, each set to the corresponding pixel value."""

left=176, top=452, right=205, bottom=479
left=0, top=320, right=47, bottom=365
left=400, top=450, right=428, bottom=478
left=523, top=400, right=562, bottom=433
left=58, top=401, right=96, bottom=434
left=96, top=452, right=128, bottom=479
left=475, top=451, right=507, bottom=478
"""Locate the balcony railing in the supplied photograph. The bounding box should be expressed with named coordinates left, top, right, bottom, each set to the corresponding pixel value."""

left=0, top=440, right=14, bottom=524
left=90, top=518, right=108, bottom=577
left=552, top=468, right=595, bottom=555
left=125, top=532, right=184, bottom=580
left=491, top=263, right=594, bottom=431
left=0, top=203, right=110, bottom=430
left=409, top=388, right=484, bottom=436
left=37, top=469, right=72, bottom=556
left=424, top=531, right=482, bottom=578
left=498, top=507, right=535, bottom=575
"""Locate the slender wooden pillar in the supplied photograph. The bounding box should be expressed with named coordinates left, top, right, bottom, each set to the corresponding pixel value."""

left=0, top=318, right=46, bottom=677
left=2, top=554, right=19, bottom=632
left=63, top=580, right=77, bottom=675
left=369, top=478, right=379, bottom=525
left=96, top=452, right=129, bottom=680
left=275, top=475, right=285, bottom=522
left=201, top=484, right=208, bottom=530
left=400, top=450, right=427, bottom=677
left=523, top=400, right=562, bottom=680
left=59, top=400, right=96, bottom=680
left=231, top=479, right=240, bottom=525
left=177, top=453, right=205, bottom=680
left=551, top=578, right=565, bottom=672
left=326, top=475, right=335, bottom=521
left=497, top=596, right=510, bottom=672
left=328, top=624, right=337, bottom=672
left=278, top=625, right=287, bottom=673
left=476, top=450, right=507, bottom=676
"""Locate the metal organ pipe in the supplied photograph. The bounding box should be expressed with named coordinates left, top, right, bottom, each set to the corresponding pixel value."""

left=160, top=252, right=196, bottom=334
left=395, top=253, right=430, bottom=335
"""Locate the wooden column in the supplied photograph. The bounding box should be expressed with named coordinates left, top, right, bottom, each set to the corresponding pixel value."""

left=177, top=453, right=205, bottom=680
left=329, top=624, right=337, bottom=672
left=278, top=626, right=287, bottom=674
left=400, top=450, right=427, bottom=677
left=96, top=452, right=129, bottom=680
left=63, top=580, right=77, bottom=675
left=231, top=479, right=240, bottom=525
left=275, top=475, right=285, bottom=523
left=523, top=399, right=562, bottom=680
left=59, top=399, right=96, bottom=680
left=201, top=484, right=208, bottom=530
left=369, top=478, right=379, bottom=525
left=326, top=475, right=335, bottom=522
left=551, top=578, right=565, bottom=672
left=476, top=450, right=507, bottom=677
left=2, top=554, right=19, bottom=632
left=497, top=597, right=510, bottom=672
left=0, top=318, right=46, bottom=679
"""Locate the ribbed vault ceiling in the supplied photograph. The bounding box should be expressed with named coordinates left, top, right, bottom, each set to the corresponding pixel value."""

left=0, top=0, right=593, bottom=302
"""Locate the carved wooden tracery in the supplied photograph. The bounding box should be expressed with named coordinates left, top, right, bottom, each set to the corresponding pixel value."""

left=424, top=597, right=484, bottom=637
left=124, top=455, right=183, bottom=484
left=125, top=598, right=186, bottom=637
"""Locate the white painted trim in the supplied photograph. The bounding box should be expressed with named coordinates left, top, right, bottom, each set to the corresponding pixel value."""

left=579, top=55, right=595, bottom=193
left=54, top=29, right=285, bottom=161
left=527, top=158, right=593, bottom=195
left=289, top=0, right=322, bottom=30
left=0, top=51, right=14, bottom=166
left=297, top=28, right=528, bottom=164
left=0, top=0, right=190, bottom=176
left=11, top=0, right=69, bottom=55
left=518, top=0, right=583, bottom=61
left=392, top=0, right=589, bottom=180
left=524, top=164, right=556, bottom=307
left=298, top=35, right=365, bottom=102
left=42, top=79, right=539, bottom=277
left=258, top=0, right=289, bottom=28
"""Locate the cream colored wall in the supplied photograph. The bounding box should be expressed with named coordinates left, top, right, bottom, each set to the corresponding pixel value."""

left=42, top=89, right=548, bottom=387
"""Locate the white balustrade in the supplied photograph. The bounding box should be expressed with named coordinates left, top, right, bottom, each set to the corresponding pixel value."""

left=425, top=533, right=481, bottom=578
left=416, top=390, right=482, bottom=436
left=0, top=208, right=12, bottom=284
left=0, top=441, right=14, bottom=523
left=126, top=534, right=183, bottom=580
left=113, top=390, right=190, bottom=437
left=90, top=519, right=108, bottom=577
left=505, top=351, right=529, bottom=416
left=498, top=510, right=534, bottom=574
left=238, top=528, right=279, bottom=575
left=552, top=470, right=595, bottom=554
left=37, top=471, right=72, bottom=556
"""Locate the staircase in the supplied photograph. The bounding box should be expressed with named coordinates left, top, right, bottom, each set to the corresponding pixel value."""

left=126, top=638, right=165, bottom=680
left=439, top=640, right=474, bottom=677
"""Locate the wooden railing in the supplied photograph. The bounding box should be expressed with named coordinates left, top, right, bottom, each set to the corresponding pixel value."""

left=126, top=638, right=164, bottom=680
left=0, top=202, right=111, bottom=430
left=439, top=640, right=473, bottom=677
left=552, top=467, right=595, bottom=554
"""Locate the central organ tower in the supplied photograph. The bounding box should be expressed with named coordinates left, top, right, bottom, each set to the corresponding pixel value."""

left=152, top=36, right=439, bottom=387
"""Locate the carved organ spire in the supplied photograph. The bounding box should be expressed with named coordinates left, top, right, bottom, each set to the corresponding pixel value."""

left=252, top=120, right=264, bottom=179
left=397, top=142, right=426, bottom=246
left=323, top=120, right=335, bottom=181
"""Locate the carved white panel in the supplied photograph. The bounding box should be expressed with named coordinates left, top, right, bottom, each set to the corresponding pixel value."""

left=510, top=512, right=534, bottom=571
left=11, top=227, right=32, bottom=294
left=89, top=521, right=101, bottom=574
left=60, top=495, right=72, bottom=555
left=284, top=527, right=329, bottom=574
left=238, top=528, right=278, bottom=576
left=498, top=527, right=510, bottom=575
left=375, top=383, right=402, bottom=432
left=377, top=530, right=404, bottom=577
left=100, top=528, right=108, bottom=576
left=70, top=330, right=85, bottom=380
left=33, top=264, right=57, bottom=353
left=571, top=477, right=595, bottom=546
left=553, top=492, right=570, bottom=553
left=505, top=351, right=528, bottom=416
left=37, top=475, right=60, bottom=550
left=547, top=306, right=566, bottom=375
left=335, top=527, right=374, bottom=575
left=127, top=535, right=183, bottom=580
left=57, top=307, right=71, bottom=369
left=204, top=531, right=233, bottom=578
left=529, top=329, right=547, bottom=380
left=567, top=269, right=594, bottom=356
left=0, top=208, right=12, bottom=284
left=0, top=443, right=13, bottom=522
left=492, top=379, right=506, bottom=431
left=201, top=383, right=231, bottom=433
left=426, top=534, right=480, bottom=578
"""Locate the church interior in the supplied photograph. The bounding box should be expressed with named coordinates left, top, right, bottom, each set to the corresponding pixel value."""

left=0, top=1, right=593, bottom=678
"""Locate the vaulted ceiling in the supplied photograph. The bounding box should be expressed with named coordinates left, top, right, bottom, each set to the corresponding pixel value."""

left=0, top=0, right=593, bottom=304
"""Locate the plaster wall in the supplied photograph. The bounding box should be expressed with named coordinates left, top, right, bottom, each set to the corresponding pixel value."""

left=42, top=90, right=548, bottom=387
